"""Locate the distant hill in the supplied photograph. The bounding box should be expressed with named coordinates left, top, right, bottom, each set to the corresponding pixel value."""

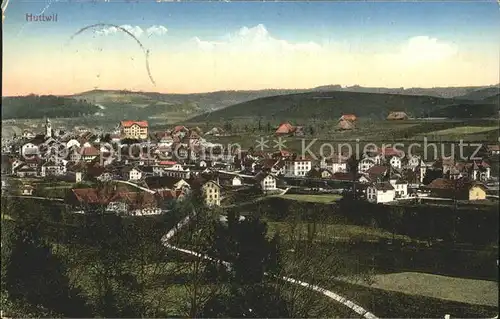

left=481, top=93, right=499, bottom=105
left=188, top=91, right=472, bottom=122
left=312, top=84, right=497, bottom=99
left=1, top=95, right=99, bottom=119
left=3, top=84, right=496, bottom=121
left=428, top=103, right=499, bottom=119
left=456, top=86, right=500, bottom=101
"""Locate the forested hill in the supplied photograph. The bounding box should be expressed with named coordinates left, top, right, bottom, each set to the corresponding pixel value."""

left=2, top=95, right=99, bottom=119
left=188, top=91, right=472, bottom=122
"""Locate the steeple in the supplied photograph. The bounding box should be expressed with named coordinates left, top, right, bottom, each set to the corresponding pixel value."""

left=45, top=117, right=52, bottom=138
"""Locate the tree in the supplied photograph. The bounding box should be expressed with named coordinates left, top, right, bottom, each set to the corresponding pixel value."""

left=200, top=211, right=288, bottom=317
left=2, top=219, right=90, bottom=317
left=346, top=155, right=360, bottom=200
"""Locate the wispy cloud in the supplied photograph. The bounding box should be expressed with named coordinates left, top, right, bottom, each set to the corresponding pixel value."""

left=95, top=24, right=168, bottom=38
left=192, top=24, right=322, bottom=53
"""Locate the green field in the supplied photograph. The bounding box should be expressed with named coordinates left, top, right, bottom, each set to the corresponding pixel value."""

left=424, top=126, right=499, bottom=136
left=345, top=272, right=498, bottom=307
left=267, top=221, right=411, bottom=242
left=273, top=194, right=342, bottom=203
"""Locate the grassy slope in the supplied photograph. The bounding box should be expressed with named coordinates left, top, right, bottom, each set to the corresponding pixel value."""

left=189, top=91, right=471, bottom=122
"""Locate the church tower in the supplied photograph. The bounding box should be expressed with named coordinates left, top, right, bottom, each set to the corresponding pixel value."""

left=45, top=118, right=52, bottom=138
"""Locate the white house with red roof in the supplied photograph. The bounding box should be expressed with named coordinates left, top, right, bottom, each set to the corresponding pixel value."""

left=120, top=120, right=149, bottom=140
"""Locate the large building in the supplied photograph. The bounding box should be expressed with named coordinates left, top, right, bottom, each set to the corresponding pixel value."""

left=120, top=120, right=149, bottom=140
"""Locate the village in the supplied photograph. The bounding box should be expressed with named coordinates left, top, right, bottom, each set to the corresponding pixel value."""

left=1, top=116, right=499, bottom=216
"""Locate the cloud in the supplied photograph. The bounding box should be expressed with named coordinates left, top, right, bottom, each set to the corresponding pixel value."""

left=95, top=24, right=168, bottom=38
left=146, top=25, right=168, bottom=36
left=400, top=36, right=458, bottom=62
left=192, top=24, right=322, bottom=53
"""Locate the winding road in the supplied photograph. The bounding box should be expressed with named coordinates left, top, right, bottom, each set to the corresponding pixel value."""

left=161, top=210, right=378, bottom=319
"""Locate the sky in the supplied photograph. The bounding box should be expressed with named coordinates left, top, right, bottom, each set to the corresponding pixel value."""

left=3, top=0, right=500, bottom=95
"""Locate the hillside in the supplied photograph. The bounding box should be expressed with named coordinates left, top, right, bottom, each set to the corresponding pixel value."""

left=1, top=95, right=99, bottom=119
left=313, top=85, right=496, bottom=99
left=3, top=84, right=496, bottom=121
left=456, top=86, right=499, bottom=101
left=188, top=91, right=471, bottom=122
left=428, top=103, right=499, bottom=119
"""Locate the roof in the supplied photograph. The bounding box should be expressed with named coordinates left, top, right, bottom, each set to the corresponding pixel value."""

left=337, top=119, right=355, bottom=130
left=386, top=112, right=409, bottom=120
left=173, top=125, right=188, bottom=132
left=275, top=122, right=295, bottom=134
left=120, top=120, right=149, bottom=128
left=71, top=188, right=158, bottom=208
left=81, top=146, right=100, bottom=156
left=145, top=176, right=188, bottom=190
left=254, top=172, right=277, bottom=182
left=340, top=114, right=357, bottom=121
left=159, top=160, right=178, bottom=166
left=370, top=182, right=395, bottom=191
left=378, top=147, right=404, bottom=157
left=426, top=178, right=487, bottom=191
left=366, top=165, right=389, bottom=178
left=487, top=144, right=500, bottom=151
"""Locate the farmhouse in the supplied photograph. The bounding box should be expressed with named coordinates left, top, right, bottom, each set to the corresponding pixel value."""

left=337, top=119, right=355, bottom=130
left=426, top=178, right=488, bottom=200
left=275, top=122, right=296, bottom=135
left=387, top=112, right=409, bottom=120
left=340, top=114, right=357, bottom=122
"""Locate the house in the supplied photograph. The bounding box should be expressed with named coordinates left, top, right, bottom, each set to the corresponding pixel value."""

left=122, top=166, right=143, bottom=181
left=386, top=112, right=409, bottom=120
left=358, top=157, right=376, bottom=172
left=16, top=165, right=38, bottom=177
left=366, top=182, right=396, bottom=203
left=388, top=156, right=402, bottom=170
left=255, top=172, right=277, bottom=193
left=145, top=176, right=191, bottom=193
left=406, top=155, right=422, bottom=169
left=366, top=165, right=389, bottom=182
left=337, top=119, right=355, bottom=130
left=389, top=179, right=408, bottom=198
left=80, top=146, right=100, bottom=162
left=68, top=188, right=162, bottom=215
left=322, top=156, right=347, bottom=173
left=275, top=122, right=296, bottom=135
left=205, top=127, right=225, bottom=137
left=294, top=126, right=305, bottom=137
left=426, top=178, right=488, bottom=200
left=40, top=160, right=66, bottom=177
left=231, top=176, right=243, bottom=186
left=22, top=130, right=36, bottom=139
left=284, top=157, right=312, bottom=177
left=487, top=144, right=500, bottom=156
left=20, top=184, right=35, bottom=196
left=120, top=120, right=149, bottom=140
left=321, top=168, right=334, bottom=179
left=340, top=114, right=357, bottom=122
left=201, top=180, right=221, bottom=207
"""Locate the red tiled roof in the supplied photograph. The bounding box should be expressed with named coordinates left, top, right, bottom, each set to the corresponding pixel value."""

left=275, top=122, right=295, bottom=134
left=159, top=160, right=177, bottom=166
left=81, top=146, right=100, bottom=156
left=340, top=114, right=357, bottom=121
left=120, top=120, right=149, bottom=128
left=378, top=147, right=404, bottom=157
